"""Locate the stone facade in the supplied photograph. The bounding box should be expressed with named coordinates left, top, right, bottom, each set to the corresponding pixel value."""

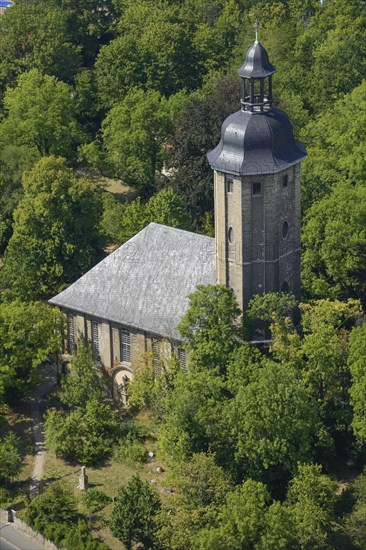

left=62, top=308, right=186, bottom=401
left=215, top=163, right=301, bottom=311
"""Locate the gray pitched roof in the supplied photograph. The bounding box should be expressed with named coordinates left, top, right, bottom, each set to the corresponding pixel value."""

left=49, top=223, right=216, bottom=340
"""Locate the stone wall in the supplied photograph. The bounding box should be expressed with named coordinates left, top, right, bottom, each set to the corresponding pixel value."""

left=0, top=510, right=60, bottom=550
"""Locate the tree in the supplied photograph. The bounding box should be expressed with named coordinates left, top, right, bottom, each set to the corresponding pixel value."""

left=101, top=187, right=191, bottom=245
left=159, top=369, right=231, bottom=466
left=348, top=323, right=366, bottom=440
left=300, top=81, right=366, bottom=211
left=102, top=88, right=187, bottom=194
left=299, top=299, right=362, bottom=430
left=0, top=301, right=63, bottom=402
left=45, top=399, right=118, bottom=464
left=167, top=76, right=240, bottom=226
left=344, top=469, right=366, bottom=548
left=110, top=475, right=161, bottom=550
left=1, top=156, right=105, bottom=300
left=25, top=481, right=78, bottom=543
left=0, top=0, right=82, bottom=89
left=177, top=284, right=242, bottom=372
left=95, top=2, right=198, bottom=108
left=0, top=69, right=83, bottom=159
left=302, top=182, right=366, bottom=304
left=60, top=342, right=106, bottom=408
left=63, top=520, right=109, bottom=550
left=286, top=464, right=337, bottom=549
left=229, top=361, right=319, bottom=480
left=0, top=433, right=22, bottom=483
left=157, top=453, right=230, bottom=550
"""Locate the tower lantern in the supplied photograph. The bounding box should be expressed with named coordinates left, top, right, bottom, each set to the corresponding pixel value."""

left=207, top=35, right=307, bottom=312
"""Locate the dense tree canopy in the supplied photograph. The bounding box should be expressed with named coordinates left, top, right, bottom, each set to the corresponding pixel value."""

left=1, top=156, right=105, bottom=300
left=0, top=301, right=62, bottom=402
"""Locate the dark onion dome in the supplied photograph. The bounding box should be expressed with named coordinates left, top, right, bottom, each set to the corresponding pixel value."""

left=207, top=39, right=306, bottom=176
left=207, top=107, right=306, bottom=176
left=237, top=41, right=276, bottom=79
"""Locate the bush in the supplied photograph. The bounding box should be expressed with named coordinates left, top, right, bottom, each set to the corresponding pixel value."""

left=114, top=434, right=146, bottom=467
left=80, top=488, right=110, bottom=513
left=0, top=432, right=22, bottom=483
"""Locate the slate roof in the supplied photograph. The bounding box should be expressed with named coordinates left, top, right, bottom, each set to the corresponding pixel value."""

left=207, top=107, right=307, bottom=176
left=49, top=223, right=216, bottom=340
left=237, top=41, right=276, bottom=79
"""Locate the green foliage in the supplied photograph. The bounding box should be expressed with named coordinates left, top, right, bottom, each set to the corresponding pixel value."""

left=25, top=481, right=78, bottom=543
left=302, top=182, right=366, bottom=303
left=197, top=479, right=271, bottom=550
left=63, top=520, right=109, bottom=550
left=0, top=0, right=82, bottom=89
left=349, top=324, right=366, bottom=441
left=45, top=399, right=118, bottom=465
left=0, top=432, right=22, bottom=483
left=0, top=300, right=63, bottom=402
left=0, top=156, right=105, bottom=300
left=157, top=453, right=230, bottom=550
left=102, top=88, right=187, bottom=193
left=159, top=368, right=230, bottom=465
left=247, top=292, right=297, bottom=323
left=177, top=284, right=242, bottom=372
left=110, top=475, right=161, bottom=550
left=114, top=434, right=146, bottom=467
left=79, top=488, right=110, bottom=514
left=168, top=76, right=240, bottom=226
left=0, top=69, right=83, bottom=159
left=229, top=361, right=319, bottom=479
left=344, top=469, right=366, bottom=548
left=286, top=463, right=337, bottom=549
left=101, top=187, right=191, bottom=245
left=301, top=81, right=366, bottom=211
left=61, top=342, right=106, bottom=408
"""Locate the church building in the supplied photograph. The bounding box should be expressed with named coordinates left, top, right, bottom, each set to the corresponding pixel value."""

left=49, top=37, right=306, bottom=398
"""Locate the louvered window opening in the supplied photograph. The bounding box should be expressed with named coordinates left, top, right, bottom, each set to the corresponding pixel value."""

left=67, top=313, right=76, bottom=353
left=121, top=329, right=131, bottom=363
left=152, top=339, right=161, bottom=376
left=179, top=348, right=187, bottom=371
left=92, top=320, right=100, bottom=360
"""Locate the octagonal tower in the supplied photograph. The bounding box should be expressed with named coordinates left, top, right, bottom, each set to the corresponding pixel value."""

left=207, top=37, right=307, bottom=311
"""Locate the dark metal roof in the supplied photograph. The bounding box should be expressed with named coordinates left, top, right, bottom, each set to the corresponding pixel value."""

left=49, top=223, right=216, bottom=340
left=238, top=41, right=276, bottom=79
left=207, top=107, right=306, bottom=176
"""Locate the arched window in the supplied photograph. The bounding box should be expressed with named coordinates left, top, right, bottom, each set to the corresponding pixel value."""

left=282, top=221, right=289, bottom=239
left=228, top=226, right=234, bottom=243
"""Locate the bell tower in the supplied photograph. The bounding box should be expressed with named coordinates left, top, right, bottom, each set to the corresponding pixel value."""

left=207, top=35, right=306, bottom=311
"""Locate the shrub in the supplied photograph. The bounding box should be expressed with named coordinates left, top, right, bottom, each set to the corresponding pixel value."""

left=80, top=488, right=110, bottom=513
left=114, top=434, right=146, bottom=467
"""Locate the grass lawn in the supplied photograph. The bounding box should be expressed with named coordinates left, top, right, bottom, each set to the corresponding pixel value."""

left=41, top=411, right=167, bottom=549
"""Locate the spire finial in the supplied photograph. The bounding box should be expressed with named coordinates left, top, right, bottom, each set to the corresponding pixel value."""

left=254, top=19, right=259, bottom=44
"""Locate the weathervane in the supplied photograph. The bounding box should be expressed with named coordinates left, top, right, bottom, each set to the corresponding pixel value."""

left=254, top=19, right=259, bottom=43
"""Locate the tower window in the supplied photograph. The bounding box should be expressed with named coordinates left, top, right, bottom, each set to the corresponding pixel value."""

left=92, top=320, right=100, bottom=360
left=282, top=221, right=289, bottom=239
left=252, top=182, right=261, bottom=195
left=226, top=176, right=234, bottom=193
left=120, top=329, right=131, bottom=363
left=67, top=313, right=76, bottom=354
left=282, top=174, right=288, bottom=188
left=228, top=226, right=234, bottom=243
left=282, top=281, right=289, bottom=293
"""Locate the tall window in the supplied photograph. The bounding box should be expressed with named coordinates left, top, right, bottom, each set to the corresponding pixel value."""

left=92, top=320, right=100, bottom=360
left=252, top=182, right=261, bottom=195
left=67, top=313, right=76, bottom=353
left=152, top=339, right=161, bottom=375
left=226, top=176, right=234, bottom=193
left=121, top=329, right=131, bottom=363
left=178, top=348, right=187, bottom=371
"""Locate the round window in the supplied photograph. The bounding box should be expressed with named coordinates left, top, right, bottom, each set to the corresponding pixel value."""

left=228, top=226, right=234, bottom=243
left=282, top=221, right=288, bottom=239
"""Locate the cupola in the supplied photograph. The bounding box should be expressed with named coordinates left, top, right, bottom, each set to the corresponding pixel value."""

left=207, top=35, right=306, bottom=176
